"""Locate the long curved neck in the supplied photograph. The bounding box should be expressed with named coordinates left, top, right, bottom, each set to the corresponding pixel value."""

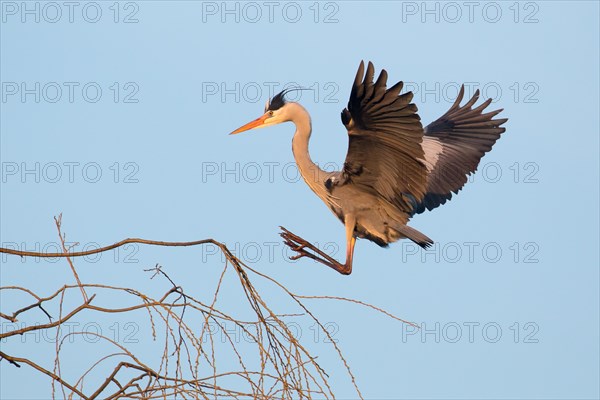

left=288, top=103, right=328, bottom=192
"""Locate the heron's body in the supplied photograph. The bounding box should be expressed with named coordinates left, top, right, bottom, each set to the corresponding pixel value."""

left=232, top=61, right=507, bottom=275
left=330, top=186, right=418, bottom=247
left=287, top=101, right=444, bottom=248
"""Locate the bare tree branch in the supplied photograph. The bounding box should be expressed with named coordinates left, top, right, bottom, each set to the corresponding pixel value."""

left=1, top=216, right=416, bottom=399
left=0, top=237, right=222, bottom=258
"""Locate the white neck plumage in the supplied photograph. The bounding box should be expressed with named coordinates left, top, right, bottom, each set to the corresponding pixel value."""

left=287, top=103, right=329, bottom=198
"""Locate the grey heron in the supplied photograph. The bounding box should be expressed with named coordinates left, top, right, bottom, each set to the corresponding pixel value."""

left=231, top=61, right=507, bottom=275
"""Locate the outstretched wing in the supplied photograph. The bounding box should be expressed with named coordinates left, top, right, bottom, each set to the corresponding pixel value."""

left=412, top=85, right=508, bottom=215
left=338, top=61, right=428, bottom=214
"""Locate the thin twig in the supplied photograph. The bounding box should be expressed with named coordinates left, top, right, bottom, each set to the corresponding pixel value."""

left=0, top=351, right=88, bottom=399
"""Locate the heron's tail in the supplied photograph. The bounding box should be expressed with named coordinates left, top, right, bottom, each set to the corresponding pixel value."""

left=395, top=225, right=433, bottom=249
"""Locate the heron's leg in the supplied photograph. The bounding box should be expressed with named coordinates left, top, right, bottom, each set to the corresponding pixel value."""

left=280, top=216, right=356, bottom=275
left=280, top=227, right=342, bottom=271
left=342, top=217, right=356, bottom=275
left=337, top=214, right=356, bottom=275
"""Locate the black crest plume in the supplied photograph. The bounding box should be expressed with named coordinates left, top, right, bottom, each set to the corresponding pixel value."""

left=266, top=87, right=313, bottom=111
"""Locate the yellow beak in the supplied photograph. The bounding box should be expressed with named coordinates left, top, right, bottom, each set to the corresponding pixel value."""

left=230, top=114, right=269, bottom=135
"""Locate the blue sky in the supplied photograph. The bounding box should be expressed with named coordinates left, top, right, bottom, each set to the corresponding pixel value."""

left=1, top=1, right=599, bottom=399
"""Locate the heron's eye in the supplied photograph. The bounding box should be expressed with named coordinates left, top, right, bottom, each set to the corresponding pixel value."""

left=268, top=111, right=274, bottom=117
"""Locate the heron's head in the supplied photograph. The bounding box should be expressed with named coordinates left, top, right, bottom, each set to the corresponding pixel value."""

left=230, top=89, right=298, bottom=135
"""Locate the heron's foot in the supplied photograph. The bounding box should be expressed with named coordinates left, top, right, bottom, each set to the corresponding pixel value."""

left=279, top=226, right=349, bottom=274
